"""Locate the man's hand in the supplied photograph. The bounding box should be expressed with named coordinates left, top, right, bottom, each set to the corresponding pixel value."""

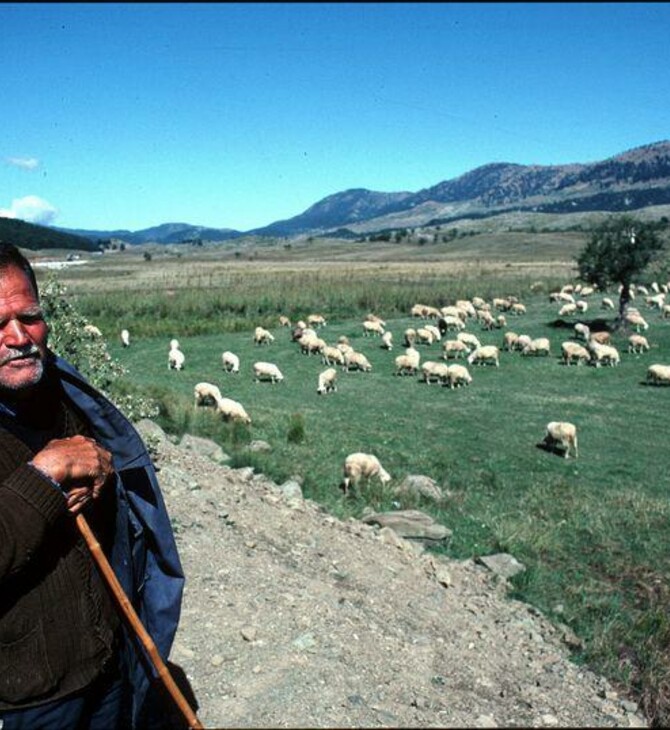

left=30, top=434, right=114, bottom=514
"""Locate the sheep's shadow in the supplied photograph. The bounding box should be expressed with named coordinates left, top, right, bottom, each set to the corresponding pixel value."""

left=535, top=441, right=569, bottom=458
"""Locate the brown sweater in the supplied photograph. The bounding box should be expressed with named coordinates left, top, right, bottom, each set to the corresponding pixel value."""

left=0, top=382, right=120, bottom=709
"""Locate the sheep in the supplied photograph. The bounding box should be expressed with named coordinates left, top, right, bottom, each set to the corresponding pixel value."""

left=168, top=343, right=185, bottom=371
left=421, top=361, right=450, bottom=384
left=601, top=297, right=615, bottom=310
left=662, top=304, right=670, bottom=320
left=588, top=341, right=620, bottom=367
left=254, top=326, right=275, bottom=346
left=522, top=337, right=551, bottom=357
left=625, top=312, right=649, bottom=332
left=478, top=310, right=497, bottom=330
left=628, top=334, right=650, bottom=354
left=84, top=324, right=103, bottom=338
left=589, top=331, right=611, bottom=346
left=340, top=452, right=391, bottom=497
left=514, top=334, right=532, bottom=352
left=438, top=315, right=465, bottom=334
left=307, top=314, right=327, bottom=328
left=216, top=397, right=251, bottom=424
left=120, top=329, right=130, bottom=347
left=457, top=332, right=481, bottom=351
left=575, top=300, right=588, bottom=314
left=394, top=347, right=420, bottom=376
left=542, top=421, right=578, bottom=459
left=336, top=342, right=355, bottom=358
left=253, top=361, right=284, bottom=384
left=558, top=303, right=577, bottom=317
left=381, top=331, right=393, bottom=350
left=363, top=319, right=385, bottom=337
left=403, top=328, right=417, bottom=347
left=467, top=345, right=500, bottom=367
left=502, top=331, right=519, bottom=352
left=456, top=299, right=477, bottom=318
left=415, top=327, right=436, bottom=346
left=574, top=323, right=590, bottom=341
left=645, top=293, right=666, bottom=310
left=579, top=286, right=595, bottom=297
left=344, top=351, right=372, bottom=372
left=194, top=382, right=223, bottom=408
left=222, top=350, right=240, bottom=374
left=278, top=315, right=292, bottom=328
left=317, top=367, right=338, bottom=395
left=510, top=303, right=526, bottom=316
left=440, top=305, right=467, bottom=321
left=561, top=341, right=590, bottom=366
left=492, top=297, right=511, bottom=311
left=169, top=339, right=180, bottom=350
left=366, top=313, right=386, bottom=328
left=496, top=314, right=507, bottom=329
left=410, top=303, right=430, bottom=318
left=446, top=363, right=472, bottom=389
left=299, top=333, right=326, bottom=356
left=424, top=324, right=442, bottom=342
left=321, top=345, right=346, bottom=368
left=646, top=364, right=670, bottom=386
left=442, top=339, right=470, bottom=359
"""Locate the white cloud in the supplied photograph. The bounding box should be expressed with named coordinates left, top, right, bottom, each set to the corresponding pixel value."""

left=0, top=195, right=59, bottom=225
left=5, top=156, right=40, bottom=171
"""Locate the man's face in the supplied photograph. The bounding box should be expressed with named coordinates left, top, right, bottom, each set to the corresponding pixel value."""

left=0, top=266, right=48, bottom=395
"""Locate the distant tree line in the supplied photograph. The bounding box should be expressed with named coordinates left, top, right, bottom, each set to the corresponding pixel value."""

left=0, top=217, right=96, bottom=252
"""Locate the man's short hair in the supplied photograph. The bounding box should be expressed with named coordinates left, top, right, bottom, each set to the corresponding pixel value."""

left=0, top=243, right=40, bottom=299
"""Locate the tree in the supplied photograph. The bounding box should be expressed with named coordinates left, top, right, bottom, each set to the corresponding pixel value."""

left=576, top=214, right=665, bottom=319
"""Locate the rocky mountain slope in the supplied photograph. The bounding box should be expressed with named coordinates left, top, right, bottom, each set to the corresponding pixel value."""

left=135, top=420, right=649, bottom=729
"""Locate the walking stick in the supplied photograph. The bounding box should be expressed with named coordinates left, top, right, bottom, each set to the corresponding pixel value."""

left=76, top=513, right=204, bottom=730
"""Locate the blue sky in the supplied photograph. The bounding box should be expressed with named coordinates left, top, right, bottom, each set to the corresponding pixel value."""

left=2, top=2, right=669, bottom=232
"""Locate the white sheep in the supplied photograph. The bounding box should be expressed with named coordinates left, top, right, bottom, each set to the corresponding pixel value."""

left=588, top=341, right=620, bottom=367
left=366, top=313, right=387, bottom=327
left=561, top=341, right=590, bottom=366
left=120, top=329, right=130, bottom=347
left=542, top=421, right=578, bottom=459
left=168, top=343, right=185, bottom=370
left=321, top=345, right=346, bottom=369
left=340, top=452, right=391, bottom=497
left=478, top=310, right=496, bottom=330
left=363, top=319, right=385, bottom=337
left=381, top=331, right=393, bottom=350
left=169, top=339, right=180, bottom=350
left=307, top=314, right=327, bottom=328
left=415, top=327, right=436, bottom=345
left=84, top=324, right=103, bottom=338
left=575, top=300, right=588, bottom=314
left=254, top=326, right=275, bottom=346
left=442, top=339, right=470, bottom=359
left=253, top=361, right=284, bottom=384
left=467, top=345, right=500, bottom=367
left=662, top=304, right=670, bottom=320
left=574, top=323, right=590, bottom=341
left=299, top=334, right=326, bottom=356
left=439, top=315, right=465, bottom=333
left=522, top=337, right=551, bottom=357
left=317, top=367, right=338, bottom=395
left=194, top=382, right=223, bottom=408
left=628, top=334, right=650, bottom=354
left=447, top=363, right=472, bottom=389
left=424, top=324, right=442, bottom=342
left=514, top=334, right=532, bottom=352
left=510, top=303, right=526, bottom=316
left=394, top=347, right=420, bottom=376
left=344, top=351, right=372, bottom=372
left=216, top=397, right=251, bottom=424
left=502, top=331, right=519, bottom=351
left=420, top=361, right=450, bottom=384
left=625, top=312, right=649, bottom=332
left=558, top=303, right=577, bottom=317
left=278, top=315, right=292, bottom=328
left=589, top=331, right=611, bottom=346
left=646, top=364, right=670, bottom=386
left=403, top=328, right=417, bottom=347
left=601, top=297, right=615, bottom=310
left=457, top=332, right=481, bottom=351
left=222, top=350, right=240, bottom=373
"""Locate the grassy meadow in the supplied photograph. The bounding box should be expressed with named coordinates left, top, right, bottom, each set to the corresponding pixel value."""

left=39, top=232, right=670, bottom=724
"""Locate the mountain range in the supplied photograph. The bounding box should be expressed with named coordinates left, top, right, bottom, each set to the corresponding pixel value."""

left=34, top=139, right=670, bottom=246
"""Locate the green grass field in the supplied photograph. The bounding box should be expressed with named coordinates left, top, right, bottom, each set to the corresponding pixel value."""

left=41, top=235, right=670, bottom=725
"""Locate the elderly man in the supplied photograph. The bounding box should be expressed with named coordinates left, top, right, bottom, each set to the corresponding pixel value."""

left=0, top=243, right=184, bottom=729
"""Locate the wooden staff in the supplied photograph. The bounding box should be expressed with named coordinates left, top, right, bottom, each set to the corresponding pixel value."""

left=76, top=513, right=204, bottom=730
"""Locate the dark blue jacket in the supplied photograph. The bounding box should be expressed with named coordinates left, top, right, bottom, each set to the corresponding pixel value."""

left=54, top=354, right=185, bottom=726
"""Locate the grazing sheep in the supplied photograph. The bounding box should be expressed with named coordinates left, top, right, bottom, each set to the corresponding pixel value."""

left=601, top=297, right=615, bottom=310
left=589, top=331, right=611, bottom=346
left=478, top=310, right=496, bottom=330
left=403, top=328, right=417, bottom=347
left=381, top=331, right=393, bottom=350
left=336, top=342, right=355, bottom=358
left=307, top=314, right=327, bottom=328
left=321, top=345, right=346, bottom=368
left=421, top=361, right=450, bottom=384
left=625, top=311, right=649, bottom=332
left=446, top=363, right=472, bottom=389
left=542, top=421, right=578, bottom=459
left=317, top=367, right=338, bottom=395
left=194, top=382, right=223, bottom=408
left=254, top=326, right=275, bottom=346
left=394, top=347, right=420, bottom=376
left=366, top=313, right=387, bottom=327
left=168, top=343, right=185, bottom=371
left=278, top=315, right=292, bottom=327
left=510, top=303, right=526, bottom=316
left=410, top=303, right=429, bottom=318
left=84, top=324, right=103, bottom=338
left=576, top=300, right=588, bottom=314
left=662, top=304, right=670, bottom=320
left=415, top=327, right=436, bottom=346
left=120, top=329, right=130, bottom=347
left=646, top=364, right=670, bottom=386
left=522, top=337, right=551, bottom=357
left=645, top=293, right=666, bottom=310
left=558, top=303, right=577, bottom=317
left=363, top=319, right=385, bottom=337
left=467, top=345, right=500, bottom=367
left=253, top=361, right=284, bottom=384
left=561, top=341, right=591, bottom=366
left=574, top=323, right=590, bottom=341
left=440, top=305, right=467, bottom=321
left=442, top=339, right=470, bottom=359
left=588, top=341, right=620, bottom=367
left=424, top=324, right=442, bottom=342
left=492, top=297, right=511, bottom=311
left=456, top=299, right=477, bottom=318
left=344, top=351, right=372, bottom=372
left=496, top=314, right=507, bottom=329
left=438, top=315, right=465, bottom=334
left=628, top=334, right=650, bottom=354
left=299, top=333, right=326, bottom=356
left=580, top=286, right=595, bottom=297
left=216, top=397, right=251, bottom=424
left=502, top=331, right=519, bottom=351
left=340, top=452, right=391, bottom=497
left=222, top=350, right=240, bottom=373
left=457, top=332, right=481, bottom=351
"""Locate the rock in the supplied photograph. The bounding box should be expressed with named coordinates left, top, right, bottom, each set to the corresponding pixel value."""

left=179, top=433, right=229, bottom=463
left=134, top=418, right=168, bottom=445
left=279, top=479, right=304, bottom=501
left=362, top=509, right=452, bottom=542
left=395, top=474, right=444, bottom=502
left=247, top=439, right=272, bottom=452
left=477, top=553, right=526, bottom=580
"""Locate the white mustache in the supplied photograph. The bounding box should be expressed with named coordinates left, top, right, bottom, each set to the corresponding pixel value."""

left=0, top=345, right=41, bottom=366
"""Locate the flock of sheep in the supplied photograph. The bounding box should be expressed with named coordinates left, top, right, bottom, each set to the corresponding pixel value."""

left=109, top=276, right=670, bottom=495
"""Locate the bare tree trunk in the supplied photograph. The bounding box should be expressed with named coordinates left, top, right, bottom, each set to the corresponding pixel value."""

left=617, top=281, right=631, bottom=330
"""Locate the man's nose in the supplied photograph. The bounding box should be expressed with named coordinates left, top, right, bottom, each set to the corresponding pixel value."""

left=3, top=319, right=30, bottom=345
